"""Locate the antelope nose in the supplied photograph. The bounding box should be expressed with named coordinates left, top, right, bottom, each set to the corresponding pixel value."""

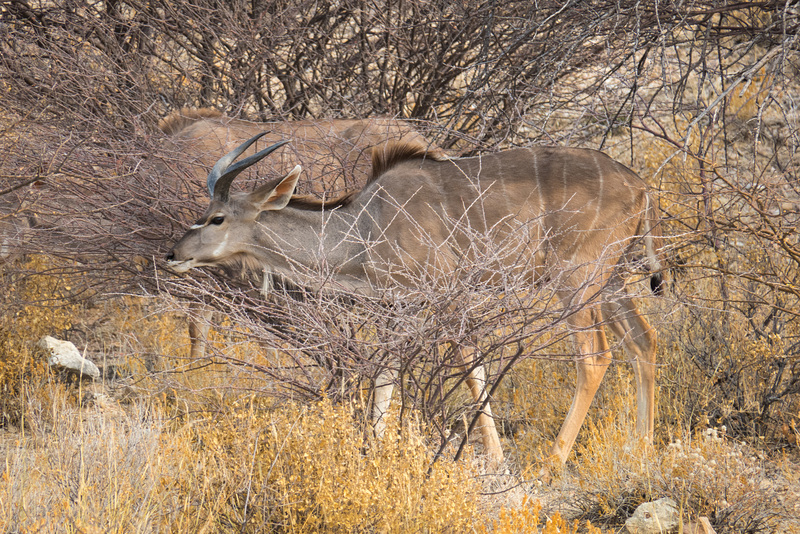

left=165, top=250, right=175, bottom=262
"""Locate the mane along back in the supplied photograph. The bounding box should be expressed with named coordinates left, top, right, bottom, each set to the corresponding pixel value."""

left=287, top=141, right=445, bottom=211
left=158, top=108, right=225, bottom=135
left=370, top=141, right=446, bottom=183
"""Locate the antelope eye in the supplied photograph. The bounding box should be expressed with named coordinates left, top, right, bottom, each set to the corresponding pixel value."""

left=209, top=216, right=225, bottom=225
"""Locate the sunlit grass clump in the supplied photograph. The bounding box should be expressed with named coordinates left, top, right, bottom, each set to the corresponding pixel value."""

left=171, top=399, right=481, bottom=532
left=0, top=392, right=485, bottom=533
left=565, top=410, right=797, bottom=532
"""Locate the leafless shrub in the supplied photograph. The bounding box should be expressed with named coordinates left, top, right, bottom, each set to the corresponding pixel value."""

left=158, top=211, right=657, bottom=465
left=0, top=0, right=798, bottom=453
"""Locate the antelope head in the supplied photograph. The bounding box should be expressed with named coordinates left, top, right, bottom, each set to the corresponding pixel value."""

left=165, top=133, right=301, bottom=273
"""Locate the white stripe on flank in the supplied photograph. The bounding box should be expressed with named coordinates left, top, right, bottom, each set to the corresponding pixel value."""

left=532, top=150, right=544, bottom=214
left=589, top=152, right=603, bottom=228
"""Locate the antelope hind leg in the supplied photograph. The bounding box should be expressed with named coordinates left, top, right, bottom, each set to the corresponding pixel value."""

left=550, top=306, right=613, bottom=465
left=602, top=295, right=657, bottom=442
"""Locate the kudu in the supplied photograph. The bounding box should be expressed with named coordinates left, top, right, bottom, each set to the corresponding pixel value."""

left=160, top=108, right=438, bottom=359
left=1, top=184, right=40, bottom=264
left=166, top=136, right=664, bottom=468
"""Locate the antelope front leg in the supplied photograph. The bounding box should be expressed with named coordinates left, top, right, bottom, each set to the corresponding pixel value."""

left=187, top=302, right=214, bottom=360
left=456, top=344, right=504, bottom=466
left=372, top=367, right=398, bottom=437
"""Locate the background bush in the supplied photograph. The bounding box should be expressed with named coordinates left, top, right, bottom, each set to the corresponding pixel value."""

left=1, top=1, right=799, bottom=531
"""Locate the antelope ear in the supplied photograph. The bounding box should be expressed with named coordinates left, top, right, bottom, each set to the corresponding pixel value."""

left=253, top=165, right=302, bottom=211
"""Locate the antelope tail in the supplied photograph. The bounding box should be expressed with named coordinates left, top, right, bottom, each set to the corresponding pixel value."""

left=642, top=194, right=665, bottom=295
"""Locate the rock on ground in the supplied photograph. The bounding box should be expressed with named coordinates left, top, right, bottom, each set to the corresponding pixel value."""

left=625, top=497, right=679, bottom=534
left=38, top=335, right=100, bottom=380
left=625, top=497, right=716, bottom=534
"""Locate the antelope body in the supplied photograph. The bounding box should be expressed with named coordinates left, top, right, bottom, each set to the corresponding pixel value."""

left=160, top=108, right=437, bottom=196
left=160, top=109, right=438, bottom=358
left=167, top=137, right=663, bottom=467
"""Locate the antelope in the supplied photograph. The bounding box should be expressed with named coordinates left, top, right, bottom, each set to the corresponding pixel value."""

left=159, top=108, right=439, bottom=359
left=166, top=135, right=664, bottom=469
left=0, top=187, right=39, bottom=264
left=159, top=108, right=437, bottom=196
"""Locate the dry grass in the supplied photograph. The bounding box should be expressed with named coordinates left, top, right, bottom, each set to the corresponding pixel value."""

left=0, top=390, right=167, bottom=533
left=1, top=387, right=481, bottom=532
left=6, top=254, right=798, bottom=533
left=4, top=284, right=798, bottom=533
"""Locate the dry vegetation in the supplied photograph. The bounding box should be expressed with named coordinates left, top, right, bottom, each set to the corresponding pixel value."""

left=1, top=1, right=799, bottom=532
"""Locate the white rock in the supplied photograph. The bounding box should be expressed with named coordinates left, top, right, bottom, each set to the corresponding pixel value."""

left=625, top=497, right=679, bottom=534
left=38, top=336, right=100, bottom=380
